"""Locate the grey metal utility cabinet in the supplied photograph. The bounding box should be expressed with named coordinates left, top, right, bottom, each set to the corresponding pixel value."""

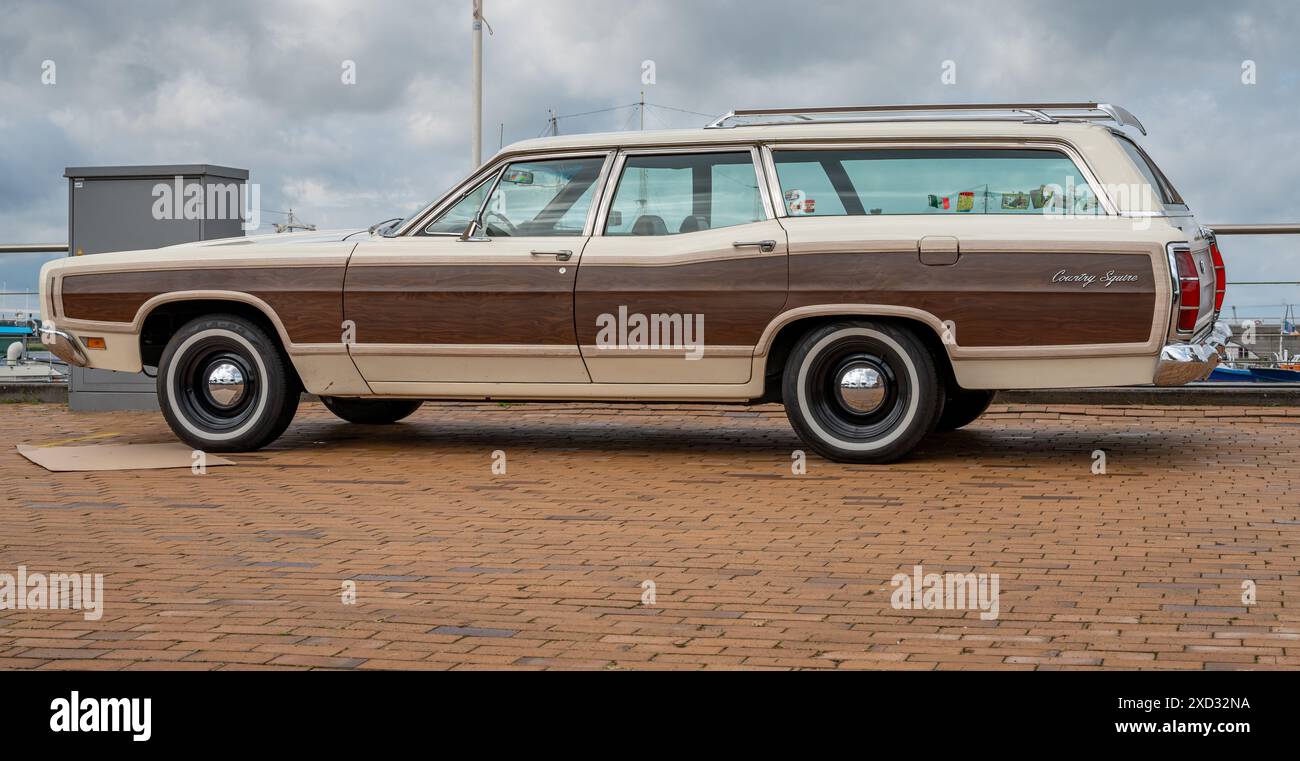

left=63, top=164, right=249, bottom=411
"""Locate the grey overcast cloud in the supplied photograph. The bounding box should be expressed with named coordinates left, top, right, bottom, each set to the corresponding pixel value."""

left=1, top=0, right=1298, bottom=317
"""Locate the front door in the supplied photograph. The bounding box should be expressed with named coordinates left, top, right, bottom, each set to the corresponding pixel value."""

left=575, top=148, right=788, bottom=384
left=345, top=154, right=610, bottom=385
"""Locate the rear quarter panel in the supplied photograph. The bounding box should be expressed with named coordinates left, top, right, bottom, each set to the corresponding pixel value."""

left=775, top=214, right=1181, bottom=389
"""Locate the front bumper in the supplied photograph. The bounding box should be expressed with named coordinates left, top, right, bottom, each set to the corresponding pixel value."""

left=41, top=329, right=89, bottom=368
left=1153, top=321, right=1230, bottom=386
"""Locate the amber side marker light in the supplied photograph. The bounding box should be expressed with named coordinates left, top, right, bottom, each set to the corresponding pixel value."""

left=83, top=337, right=107, bottom=350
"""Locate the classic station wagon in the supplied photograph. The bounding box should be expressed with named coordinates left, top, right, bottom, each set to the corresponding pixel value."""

left=40, top=102, right=1229, bottom=462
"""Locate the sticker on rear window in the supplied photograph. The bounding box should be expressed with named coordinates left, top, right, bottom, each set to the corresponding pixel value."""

left=785, top=189, right=815, bottom=215
left=1001, top=192, right=1029, bottom=210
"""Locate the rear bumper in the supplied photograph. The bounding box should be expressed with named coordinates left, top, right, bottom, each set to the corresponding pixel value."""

left=1153, top=321, right=1230, bottom=386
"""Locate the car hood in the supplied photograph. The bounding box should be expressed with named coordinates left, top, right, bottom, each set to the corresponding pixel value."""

left=176, top=228, right=371, bottom=247
left=40, top=228, right=371, bottom=280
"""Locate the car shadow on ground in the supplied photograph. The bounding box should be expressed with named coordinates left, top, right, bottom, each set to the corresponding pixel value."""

left=267, top=414, right=1206, bottom=468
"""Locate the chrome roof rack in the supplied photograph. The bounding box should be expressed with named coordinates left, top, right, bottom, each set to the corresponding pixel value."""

left=705, top=102, right=1147, bottom=135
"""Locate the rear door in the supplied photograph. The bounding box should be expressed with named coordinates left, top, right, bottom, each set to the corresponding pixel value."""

left=574, top=148, right=788, bottom=384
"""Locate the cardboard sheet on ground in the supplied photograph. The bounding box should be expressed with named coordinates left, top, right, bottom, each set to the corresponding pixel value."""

left=16, top=443, right=236, bottom=472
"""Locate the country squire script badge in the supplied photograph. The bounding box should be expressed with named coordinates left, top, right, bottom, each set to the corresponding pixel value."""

left=1052, top=269, right=1141, bottom=288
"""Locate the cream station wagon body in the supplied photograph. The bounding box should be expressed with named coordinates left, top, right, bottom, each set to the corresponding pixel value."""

left=40, top=103, right=1229, bottom=462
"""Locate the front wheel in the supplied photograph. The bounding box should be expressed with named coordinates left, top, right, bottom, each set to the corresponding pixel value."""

left=321, top=397, right=423, bottom=425
left=157, top=314, right=299, bottom=452
left=782, top=321, right=943, bottom=463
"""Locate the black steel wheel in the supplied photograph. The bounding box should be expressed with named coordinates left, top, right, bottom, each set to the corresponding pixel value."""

left=782, top=321, right=943, bottom=463
left=157, top=315, right=298, bottom=452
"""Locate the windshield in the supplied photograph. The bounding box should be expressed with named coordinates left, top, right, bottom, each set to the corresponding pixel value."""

left=371, top=217, right=404, bottom=237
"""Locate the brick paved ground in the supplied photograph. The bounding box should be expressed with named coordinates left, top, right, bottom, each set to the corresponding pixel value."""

left=1, top=400, right=1297, bottom=670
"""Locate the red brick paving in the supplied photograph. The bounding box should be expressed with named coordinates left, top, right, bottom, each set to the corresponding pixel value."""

left=1, top=400, right=1298, bottom=670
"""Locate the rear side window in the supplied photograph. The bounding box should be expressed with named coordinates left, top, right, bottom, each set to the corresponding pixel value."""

left=1115, top=136, right=1184, bottom=206
left=604, top=152, right=765, bottom=235
left=772, top=148, right=1101, bottom=216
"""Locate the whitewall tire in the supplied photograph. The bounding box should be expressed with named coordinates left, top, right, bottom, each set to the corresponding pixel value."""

left=782, top=321, right=943, bottom=463
left=157, top=315, right=299, bottom=452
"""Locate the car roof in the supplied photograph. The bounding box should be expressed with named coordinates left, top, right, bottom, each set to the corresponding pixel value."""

left=497, top=120, right=1114, bottom=157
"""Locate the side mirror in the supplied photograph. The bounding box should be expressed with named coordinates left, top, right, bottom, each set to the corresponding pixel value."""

left=607, top=210, right=623, bottom=228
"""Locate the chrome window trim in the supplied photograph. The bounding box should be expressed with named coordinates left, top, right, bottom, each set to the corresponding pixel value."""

left=403, top=163, right=502, bottom=238
left=592, top=145, right=774, bottom=237
left=592, top=152, right=627, bottom=236
left=763, top=139, right=1119, bottom=218
left=749, top=146, right=777, bottom=221
left=582, top=152, right=617, bottom=237
left=759, top=145, right=784, bottom=219
left=401, top=150, right=616, bottom=238
left=459, top=164, right=508, bottom=240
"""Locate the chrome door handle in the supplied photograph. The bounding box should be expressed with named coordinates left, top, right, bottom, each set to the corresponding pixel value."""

left=733, top=239, right=777, bottom=253
left=530, top=249, right=573, bottom=261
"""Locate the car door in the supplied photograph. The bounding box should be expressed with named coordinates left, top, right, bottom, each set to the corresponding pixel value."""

left=345, top=153, right=611, bottom=387
left=574, top=147, right=788, bottom=384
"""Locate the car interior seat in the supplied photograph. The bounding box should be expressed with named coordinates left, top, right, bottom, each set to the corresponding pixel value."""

left=631, top=214, right=668, bottom=236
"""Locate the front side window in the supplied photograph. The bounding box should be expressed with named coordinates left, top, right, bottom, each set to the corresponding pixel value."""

left=423, top=176, right=492, bottom=235
left=773, top=148, right=1102, bottom=216
left=479, top=156, right=606, bottom=237
left=604, top=152, right=765, bottom=236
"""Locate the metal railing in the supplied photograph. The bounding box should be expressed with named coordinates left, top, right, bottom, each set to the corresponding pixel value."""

left=0, top=247, right=66, bottom=383
left=0, top=243, right=68, bottom=254
left=1208, top=224, right=1300, bottom=236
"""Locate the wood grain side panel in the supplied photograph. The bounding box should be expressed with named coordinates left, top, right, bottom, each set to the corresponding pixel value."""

left=574, top=256, right=788, bottom=346
left=60, top=267, right=344, bottom=344
left=343, top=264, right=577, bottom=345
left=788, top=251, right=1156, bottom=347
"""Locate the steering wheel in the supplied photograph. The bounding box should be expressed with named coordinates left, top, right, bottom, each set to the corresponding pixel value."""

left=482, top=210, right=517, bottom=237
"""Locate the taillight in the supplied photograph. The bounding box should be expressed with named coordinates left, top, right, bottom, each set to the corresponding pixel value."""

left=1210, top=239, right=1226, bottom=312
left=1174, top=248, right=1200, bottom=332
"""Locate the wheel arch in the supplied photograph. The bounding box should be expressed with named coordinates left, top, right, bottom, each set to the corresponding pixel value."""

left=756, top=305, right=956, bottom=401
left=138, top=293, right=299, bottom=382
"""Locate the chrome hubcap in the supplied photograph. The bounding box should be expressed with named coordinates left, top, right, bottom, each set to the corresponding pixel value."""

left=836, top=361, right=886, bottom=414
left=205, top=361, right=246, bottom=409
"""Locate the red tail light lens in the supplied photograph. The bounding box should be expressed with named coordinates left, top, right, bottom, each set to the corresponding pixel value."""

left=1175, top=248, right=1200, bottom=332
left=1210, top=240, right=1226, bottom=312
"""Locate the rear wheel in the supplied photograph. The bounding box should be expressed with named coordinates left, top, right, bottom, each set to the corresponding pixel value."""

left=157, top=314, right=299, bottom=452
left=782, top=321, right=943, bottom=463
left=321, top=397, right=423, bottom=425
left=935, top=388, right=995, bottom=432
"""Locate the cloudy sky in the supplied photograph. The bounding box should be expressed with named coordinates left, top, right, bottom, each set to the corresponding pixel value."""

left=1, top=0, right=1298, bottom=319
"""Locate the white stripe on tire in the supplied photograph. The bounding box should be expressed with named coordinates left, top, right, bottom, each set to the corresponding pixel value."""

left=164, top=328, right=269, bottom=442
left=795, top=327, right=920, bottom=452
